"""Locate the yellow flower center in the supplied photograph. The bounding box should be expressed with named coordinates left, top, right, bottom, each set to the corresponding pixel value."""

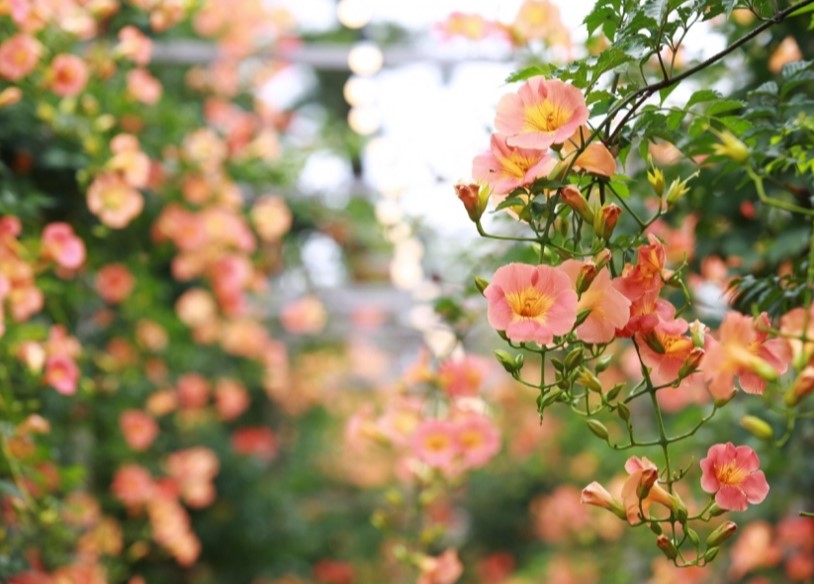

left=715, top=461, right=747, bottom=486
left=498, top=151, right=537, bottom=179
left=506, top=287, right=553, bottom=320
left=524, top=99, right=570, bottom=133
left=459, top=429, right=483, bottom=450
left=425, top=433, right=451, bottom=453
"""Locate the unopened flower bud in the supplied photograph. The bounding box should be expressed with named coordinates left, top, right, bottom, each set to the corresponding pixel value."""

left=560, top=185, right=594, bottom=223
left=575, top=307, right=592, bottom=326
left=494, top=350, right=523, bottom=374
left=637, top=468, right=658, bottom=500
left=708, top=503, right=726, bottom=517
left=578, top=369, right=603, bottom=393
left=617, top=403, right=631, bottom=422
left=606, top=382, right=624, bottom=400
left=786, top=365, right=814, bottom=406
left=712, top=130, right=749, bottom=162
left=706, top=521, right=737, bottom=548
left=647, top=166, right=665, bottom=196
left=678, top=347, right=705, bottom=378
left=595, top=354, right=613, bottom=373
left=473, top=276, right=489, bottom=296
left=713, top=390, right=736, bottom=408
left=656, top=535, right=679, bottom=560
left=689, top=320, right=706, bottom=348
left=593, top=248, right=612, bottom=270
left=575, top=263, right=598, bottom=294
left=704, top=546, right=720, bottom=563
left=740, top=415, right=774, bottom=440
left=580, top=481, right=626, bottom=520
left=587, top=419, right=609, bottom=441
left=564, top=347, right=584, bottom=369
left=454, top=182, right=489, bottom=222
left=596, top=204, right=621, bottom=240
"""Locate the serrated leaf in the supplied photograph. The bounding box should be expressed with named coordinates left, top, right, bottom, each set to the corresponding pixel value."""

left=751, top=81, right=778, bottom=96
left=585, top=4, right=619, bottom=39
left=781, top=60, right=812, bottom=80
left=643, top=0, right=668, bottom=22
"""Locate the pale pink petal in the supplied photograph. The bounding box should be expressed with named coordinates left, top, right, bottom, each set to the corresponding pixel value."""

left=485, top=285, right=513, bottom=330
left=716, top=485, right=748, bottom=511
left=738, top=372, right=766, bottom=395
left=742, top=471, right=770, bottom=504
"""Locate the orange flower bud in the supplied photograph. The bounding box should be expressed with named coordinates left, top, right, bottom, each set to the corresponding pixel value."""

left=560, top=185, right=594, bottom=223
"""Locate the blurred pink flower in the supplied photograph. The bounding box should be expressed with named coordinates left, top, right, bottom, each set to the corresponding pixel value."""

left=119, top=410, right=159, bottom=451
left=214, top=378, right=250, bottom=421
left=231, top=427, right=278, bottom=462
left=437, top=354, right=490, bottom=397
left=251, top=195, right=292, bottom=242
left=44, top=355, right=79, bottom=395
left=495, top=77, right=588, bottom=150
left=455, top=415, right=500, bottom=468
left=281, top=295, right=327, bottom=335
left=700, top=442, right=769, bottom=511
left=111, top=464, right=154, bottom=509
left=485, top=262, right=577, bottom=345
left=41, top=222, right=86, bottom=270
left=95, top=263, right=135, bottom=304
left=126, top=68, right=162, bottom=105
left=176, top=372, right=211, bottom=409
left=559, top=259, right=630, bottom=344
left=108, top=134, right=151, bottom=188
left=87, top=172, right=144, bottom=228
left=417, top=549, right=463, bottom=584
left=728, top=520, right=782, bottom=580
left=412, top=420, right=458, bottom=471
left=471, top=133, right=557, bottom=195
left=48, top=54, right=89, bottom=97
left=116, top=25, right=153, bottom=65
left=0, top=34, right=42, bottom=81
left=167, top=446, right=219, bottom=509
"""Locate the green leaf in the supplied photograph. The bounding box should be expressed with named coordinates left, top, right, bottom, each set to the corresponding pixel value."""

left=781, top=60, right=812, bottom=80
left=790, top=2, right=814, bottom=16
left=608, top=176, right=630, bottom=198
left=751, top=81, right=778, bottom=96
left=643, top=0, right=668, bottom=22
left=585, top=3, right=619, bottom=39
left=706, top=99, right=744, bottom=116
left=686, top=89, right=721, bottom=107
left=666, top=108, right=685, bottom=130
left=505, top=65, right=550, bottom=84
